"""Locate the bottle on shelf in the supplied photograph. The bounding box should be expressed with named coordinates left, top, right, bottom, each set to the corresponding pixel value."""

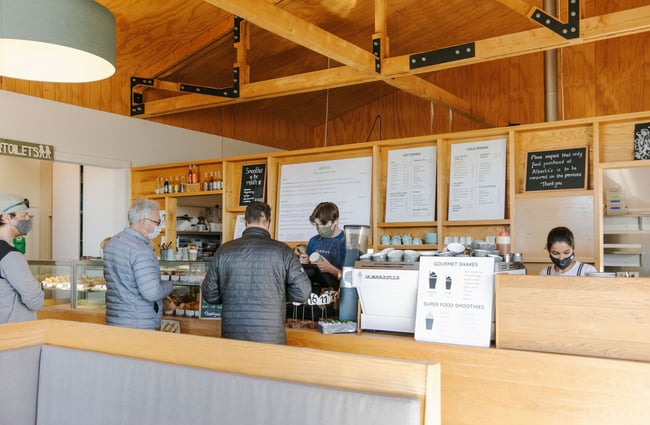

left=496, top=228, right=511, bottom=256
left=188, top=165, right=194, bottom=185
left=180, top=176, right=186, bottom=193
left=155, top=177, right=161, bottom=194
left=163, top=176, right=169, bottom=194
left=173, top=176, right=179, bottom=193
left=203, top=172, right=209, bottom=191
left=216, top=171, right=223, bottom=190
left=208, top=172, right=214, bottom=191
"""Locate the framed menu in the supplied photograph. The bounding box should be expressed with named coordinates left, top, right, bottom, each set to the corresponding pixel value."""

left=385, top=146, right=436, bottom=222
left=276, top=157, right=372, bottom=242
left=448, top=138, right=506, bottom=221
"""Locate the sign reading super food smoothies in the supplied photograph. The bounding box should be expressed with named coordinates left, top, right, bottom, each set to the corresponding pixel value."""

left=0, top=138, right=54, bottom=161
left=414, top=256, right=495, bottom=347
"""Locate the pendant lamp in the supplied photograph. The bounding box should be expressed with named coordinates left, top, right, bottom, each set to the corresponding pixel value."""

left=0, top=0, right=116, bottom=83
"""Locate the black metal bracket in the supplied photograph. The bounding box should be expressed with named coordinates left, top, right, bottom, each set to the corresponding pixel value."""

left=531, top=0, right=580, bottom=39
left=233, top=16, right=242, bottom=43
left=179, top=67, right=240, bottom=98
left=130, top=77, right=154, bottom=116
left=130, top=15, right=244, bottom=117
left=372, top=37, right=381, bottom=74
left=409, top=42, right=475, bottom=70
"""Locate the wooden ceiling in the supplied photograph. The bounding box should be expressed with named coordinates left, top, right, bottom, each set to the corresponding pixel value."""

left=98, top=0, right=650, bottom=129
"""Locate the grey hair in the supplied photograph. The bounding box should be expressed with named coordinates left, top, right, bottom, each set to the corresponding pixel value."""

left=127, top=198, right=160, bottom=226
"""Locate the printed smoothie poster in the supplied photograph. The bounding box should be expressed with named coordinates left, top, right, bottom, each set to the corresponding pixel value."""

left=414, top=256, right=495, bottom=347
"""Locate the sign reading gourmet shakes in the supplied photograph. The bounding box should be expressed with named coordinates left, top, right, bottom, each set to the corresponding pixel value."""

left=0, top=138, right=54, bottom=161
left=239, top=163, right=266, bottom=205
left=525, top=147, right=587, bottom=191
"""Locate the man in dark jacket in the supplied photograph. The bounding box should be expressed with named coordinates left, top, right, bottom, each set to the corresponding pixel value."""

left=201, top=201, right=311, bottom=344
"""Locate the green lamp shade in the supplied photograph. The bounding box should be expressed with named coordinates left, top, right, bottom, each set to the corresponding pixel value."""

left=0, top=0, right=116, bottom=83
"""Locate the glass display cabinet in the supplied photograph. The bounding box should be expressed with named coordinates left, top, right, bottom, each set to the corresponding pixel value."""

left=74, top=259, right=107, bottom=310
left=29, top=260, right=73, bottom=307
left=29, top=259, right=213, bottom=316
left=160, top=260, right=210, bottom=318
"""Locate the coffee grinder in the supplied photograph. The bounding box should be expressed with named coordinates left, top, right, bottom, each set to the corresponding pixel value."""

left=338, top=224, right=369, bottom=321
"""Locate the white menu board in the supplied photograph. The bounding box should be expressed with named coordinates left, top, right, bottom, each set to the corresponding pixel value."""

left=414, top=256, right=495, bottom=347
left=385, top=146, right=436, bottom=222
left=448, top=138, right=506, bottom=221
left=277, top=157, right=372, bottom=242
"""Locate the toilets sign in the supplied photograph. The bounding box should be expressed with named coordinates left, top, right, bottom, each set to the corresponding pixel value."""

left=0, top=139, right=54, bottom=161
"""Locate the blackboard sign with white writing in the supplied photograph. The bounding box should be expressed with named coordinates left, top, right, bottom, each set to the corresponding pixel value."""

left=200, top=299, right=222, bottom=319
left=239, top=163, right=266, bottom=206
left=525, top=147, right=587, bottom=191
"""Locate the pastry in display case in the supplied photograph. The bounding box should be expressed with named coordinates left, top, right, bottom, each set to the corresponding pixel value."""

left=29, top=260, right=73, bottom=306
left=74, top=259, right=107, bottom=309
left=160, top=260, right=210, bottom=318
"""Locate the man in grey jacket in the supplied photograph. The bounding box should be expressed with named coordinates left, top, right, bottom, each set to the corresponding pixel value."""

left=103, top=199, right=172, bottom=330
left=201, top=201, right=311, bottom=344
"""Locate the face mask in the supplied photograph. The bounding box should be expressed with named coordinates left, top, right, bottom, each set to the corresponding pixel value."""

left=147, top=224, right=162, bottom=240
left=317, top=225, right=333, bottom=238
left=14, top=217, right=32, bottom=235
left=550, top=253, right=574, bottom=270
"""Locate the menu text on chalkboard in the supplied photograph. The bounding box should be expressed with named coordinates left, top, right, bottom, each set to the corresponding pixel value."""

left=525, top=147, right=587, bottom=191
left=239, top=163, right=266, bottom=205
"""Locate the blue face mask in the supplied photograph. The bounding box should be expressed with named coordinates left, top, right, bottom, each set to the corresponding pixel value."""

left=550, top=253, right=574, bottom=270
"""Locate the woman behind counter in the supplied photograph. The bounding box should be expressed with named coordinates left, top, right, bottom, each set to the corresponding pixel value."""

left=540, top=226, right=597, bottom=276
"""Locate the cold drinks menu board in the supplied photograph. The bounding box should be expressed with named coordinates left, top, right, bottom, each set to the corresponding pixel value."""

left=414, top=256, right=495, bottom=347
left=385, top=146, right=436, bottom=222
left=448, top=138, right=506, bottom=221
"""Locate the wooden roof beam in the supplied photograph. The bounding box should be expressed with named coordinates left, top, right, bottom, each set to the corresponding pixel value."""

left=139, top=5, right=650, bottom=125
left=382, top=5, right=650, bottom=75
left=202, top=0, right=376, bottom=74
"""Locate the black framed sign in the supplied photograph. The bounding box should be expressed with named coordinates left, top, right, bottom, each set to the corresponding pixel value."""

left=525, top=147, right=587, bottom=191
left=239, top=163, right=266, bottom=206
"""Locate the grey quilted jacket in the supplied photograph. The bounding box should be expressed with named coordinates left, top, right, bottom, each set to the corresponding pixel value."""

left=201, top=226, right=311, bottom=344
left=103, top=227, right=172, bottom=330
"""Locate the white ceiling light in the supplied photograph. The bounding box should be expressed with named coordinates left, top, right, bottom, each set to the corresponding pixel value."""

left=0, top=0, right=116, bottom=83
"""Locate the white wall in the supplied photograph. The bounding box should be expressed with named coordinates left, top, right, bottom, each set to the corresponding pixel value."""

left=0, top=90, right=283, bottom=259
left=0, top=90, right=282, bottom=168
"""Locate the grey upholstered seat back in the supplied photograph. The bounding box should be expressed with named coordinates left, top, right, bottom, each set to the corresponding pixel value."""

left=36, top=345, right=421, bottom=425
left=0, top=344, right=41, bottom=425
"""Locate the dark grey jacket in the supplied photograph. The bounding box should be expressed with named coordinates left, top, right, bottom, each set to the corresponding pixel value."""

left=103, top=227, right=173, bottom=330
left=201, top=226, right=311, bottom=344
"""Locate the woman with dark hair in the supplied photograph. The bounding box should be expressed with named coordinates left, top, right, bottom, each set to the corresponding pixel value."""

left=540, top=226, right=597, bottom=276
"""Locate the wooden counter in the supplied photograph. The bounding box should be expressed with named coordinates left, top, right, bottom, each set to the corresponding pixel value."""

left=496, top=274, right=650, bottom=361
left=38, top=306, right=220, bottom=337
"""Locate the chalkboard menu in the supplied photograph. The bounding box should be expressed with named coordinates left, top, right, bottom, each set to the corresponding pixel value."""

left=525, top=147, right=587, bottom=191
left=239, top=163, right=266, bottom=206
left=200, top=299, right=222, bottom=319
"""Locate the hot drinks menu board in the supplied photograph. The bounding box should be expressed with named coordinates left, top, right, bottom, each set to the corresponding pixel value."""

left=525, top=147, right=587, bottom=191
left=239, top=163, right=266, bottom=205
left=385, top=146, right=436, bottom=222
left=276, top=157, right=372, bottom=242
left=448, top=138, right=506, bottom=221
left=414, top=256, right=495, bottom=347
